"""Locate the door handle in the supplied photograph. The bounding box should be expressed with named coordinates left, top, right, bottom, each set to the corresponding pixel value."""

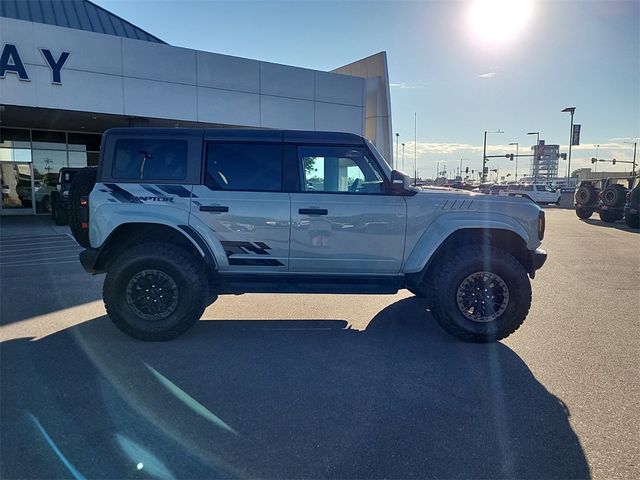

left=299, top=208, right=328, bottom=215
left=199, top=205, right=229, bottom=212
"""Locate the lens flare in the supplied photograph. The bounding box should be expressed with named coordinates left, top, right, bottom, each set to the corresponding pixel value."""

left=466, top=0, right=534, bottom=48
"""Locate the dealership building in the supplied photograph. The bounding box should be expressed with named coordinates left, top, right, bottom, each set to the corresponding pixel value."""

left=0, top=0, right=392, bottom=216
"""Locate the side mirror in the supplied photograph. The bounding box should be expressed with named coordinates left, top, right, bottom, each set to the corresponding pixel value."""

left=390, top=169, right=412, bottom=194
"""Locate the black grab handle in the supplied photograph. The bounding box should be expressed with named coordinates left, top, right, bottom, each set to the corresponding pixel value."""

left=200, top=205, right=229, bottom=212
left=298, top=208, right=328, bottom=215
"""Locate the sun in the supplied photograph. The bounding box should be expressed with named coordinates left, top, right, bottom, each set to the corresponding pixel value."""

left=466, top=0, right=534, bottom=48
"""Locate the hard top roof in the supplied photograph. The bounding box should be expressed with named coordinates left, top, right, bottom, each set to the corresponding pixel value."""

left=103, top=128, right=365, bottom=145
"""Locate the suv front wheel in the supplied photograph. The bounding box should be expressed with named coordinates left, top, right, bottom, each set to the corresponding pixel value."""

left=429, top=246, right=532, bottom=342
left=104, top=243, right=209, bottom=341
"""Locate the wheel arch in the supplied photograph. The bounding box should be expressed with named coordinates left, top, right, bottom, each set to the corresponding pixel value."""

left=93, top=222, right=217, bottom=273
left=406, top=227, right=532, bottom=283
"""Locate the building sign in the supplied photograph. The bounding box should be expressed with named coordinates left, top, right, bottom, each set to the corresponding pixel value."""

left=572, top=124, right=581, bottom=146
left=0, top=44, right=70, bottom=84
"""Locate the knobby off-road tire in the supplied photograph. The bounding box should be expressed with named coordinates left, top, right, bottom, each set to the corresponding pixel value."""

left=104, top=243, right=209, bottom=341
left=599, top=210, right=618, bottom=223
left=53, top=198, right=69, bottom=225
left=429, top=246, right=532, bottom=343
left=601, top=184, right=626, bottom=208
left=624, top=213, right=639, bottom=229
left=68, top=167, right=96, bottom=247
left=575, top=207, right=593, bottom=219
left=575, top=185, right=597, bottom=206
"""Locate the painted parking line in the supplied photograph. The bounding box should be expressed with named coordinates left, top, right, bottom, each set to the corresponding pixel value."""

left=0, top=234, right=82, bottom=267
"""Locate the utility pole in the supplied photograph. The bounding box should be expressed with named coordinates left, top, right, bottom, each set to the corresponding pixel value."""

left=482, top=130, right=503, bottom=182
left=401, top=143, right=405, bottom=171
left=562, top=107, right=576, bottom=183
left=395, top=133, right=400, bottom=168
left=414, top=113, right=417, bottom=185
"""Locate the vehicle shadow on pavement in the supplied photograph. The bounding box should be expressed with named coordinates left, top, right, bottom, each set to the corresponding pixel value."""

left=582, top=218, right=639, bottom=233
left=1, top=298, right=589, bottom=479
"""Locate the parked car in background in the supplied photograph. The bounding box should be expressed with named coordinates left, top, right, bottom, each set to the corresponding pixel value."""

left=51, top=167, right=80, bottom=225
left=508, top=184, right=561, bottom=205
left=574, top=179, right=603, bottom=219
left=597, top=177, right=633, bottom=223
left=623, top=176, right=639, bottom=228
left=489, top=184, right=509, bottom=196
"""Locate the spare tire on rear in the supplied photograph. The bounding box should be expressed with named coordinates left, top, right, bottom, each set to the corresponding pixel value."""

left=575, top=185, right=597, bottom=205
left=601, top=184, right=626, bottom=207
left=68, top=167, right=97, bottom=248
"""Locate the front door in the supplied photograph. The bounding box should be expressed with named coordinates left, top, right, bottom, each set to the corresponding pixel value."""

left=0, top=162, right=34, bottom=215
left=190, top=141, right=290, bottom=272
left=289, top=145, right=406, bottom=274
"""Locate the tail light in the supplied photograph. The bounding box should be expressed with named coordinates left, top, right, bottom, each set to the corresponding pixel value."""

left=80, top=196, right=89, bottom=230
left=538, top=211, right=545, bottom=240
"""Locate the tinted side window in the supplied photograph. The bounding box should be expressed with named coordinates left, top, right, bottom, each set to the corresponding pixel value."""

left=299, top=146, right=383, bottom=194
left=206, top=143, right=282, bottom=192
left=112, top=139, right=187, bottom=180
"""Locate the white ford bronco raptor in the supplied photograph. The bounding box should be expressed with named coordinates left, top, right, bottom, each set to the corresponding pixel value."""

left=73, top=128, right=547, bottom=342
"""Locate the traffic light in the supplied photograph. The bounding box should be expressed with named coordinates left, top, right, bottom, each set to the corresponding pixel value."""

left=507, top=154, right=514, bottom=161
left=465, top=167, right=469, bottom=174
left=591, top=157, right=597, bottom=164
left=612, top=159, right=616, bottom=165
left=560, top=153, right=567, bottom=160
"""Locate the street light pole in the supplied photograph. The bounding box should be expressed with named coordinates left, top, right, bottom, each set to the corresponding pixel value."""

left=527, top=131, right=540, bottom=182
left=482, top=131, right=487, bottom=182
left=562, top=107, right=576, bottom=183
left=624, top=141, right=637, bottom=175
left=482, top=129, right=503, bottom=182
left=401, top=143, right=405, bottom=171
left=509, top=142, right=519, bottom=180
left=395, top=133, right=399, bottom=169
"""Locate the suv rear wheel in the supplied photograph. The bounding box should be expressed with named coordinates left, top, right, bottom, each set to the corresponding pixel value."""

left=103, top=243, right=209, bottom=341
left=599, top=210, right=618, bottom=223
left=429, top=246, right=531, bottom=342
left=575, top=207, right=593, bottom=219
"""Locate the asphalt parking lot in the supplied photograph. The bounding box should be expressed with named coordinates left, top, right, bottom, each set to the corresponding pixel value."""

left=1, top=209, right=638, bottom=479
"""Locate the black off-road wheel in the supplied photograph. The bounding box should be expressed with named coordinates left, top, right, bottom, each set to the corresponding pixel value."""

left=104, top=243, right=210, bottom=341
left=68, top=167, right=96, bottom=247
left=429, top=246, right=532, bottom=343
left=53, top=198, right=68, bottom=225
left=599, top=210, right=617, bottom=223
left=624, top=213, right=639, bottom=229
left=575, top=207, right=593, bottom=219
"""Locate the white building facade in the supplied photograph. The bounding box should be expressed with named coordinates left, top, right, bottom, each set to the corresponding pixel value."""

left=0, top=0, right=392, bottom=215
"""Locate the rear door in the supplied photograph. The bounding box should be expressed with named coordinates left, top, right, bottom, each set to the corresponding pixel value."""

left=288, top=144, right=406, bottom=274
left=190, top=135, right=290, bottom=272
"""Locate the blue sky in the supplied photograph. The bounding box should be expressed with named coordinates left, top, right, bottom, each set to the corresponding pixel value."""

left=96, top=0, right=639, bottom=180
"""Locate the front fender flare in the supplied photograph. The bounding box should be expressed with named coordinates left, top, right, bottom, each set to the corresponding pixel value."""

left=402, top=212, right=530, bottom=274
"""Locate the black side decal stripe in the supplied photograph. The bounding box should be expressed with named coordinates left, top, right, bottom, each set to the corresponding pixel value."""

left=103, top=183, right=142, bottom=203
left=156, top=185, right=195, bottom=198
left=141, top=184, right=166, bottom=197
left=229, top=258, right=284, bottom=266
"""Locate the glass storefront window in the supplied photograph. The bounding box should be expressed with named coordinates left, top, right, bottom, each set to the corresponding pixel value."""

left=0, top=128, right=102, bottom=214
left=32, top=130, right=66, bottom=151
left=0, top=147, right=32, bottom=163
left=32, top=150, right=67, bottom=213
left=68, top=133, right=101, bottom=152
